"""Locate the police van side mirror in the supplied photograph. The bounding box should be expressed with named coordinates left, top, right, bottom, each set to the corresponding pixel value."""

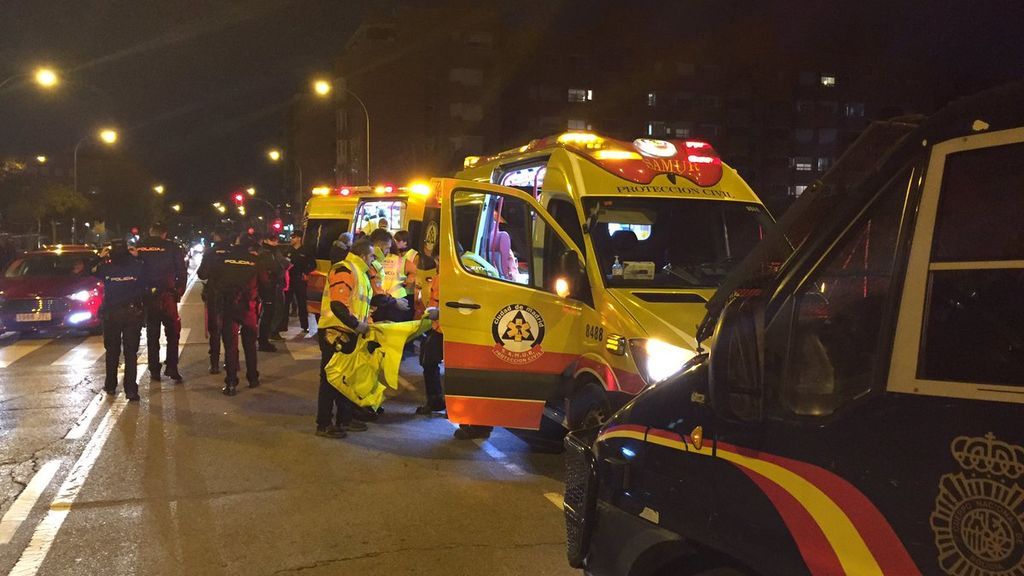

left=558, top=250, right=585, bottom=298
left=708, top=296, right=765, bottom=424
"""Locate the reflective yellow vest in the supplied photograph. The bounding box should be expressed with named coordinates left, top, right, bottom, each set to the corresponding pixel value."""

left=317, top=253, right=372, bottom=332
left=381, top=253, right=406, bottom=298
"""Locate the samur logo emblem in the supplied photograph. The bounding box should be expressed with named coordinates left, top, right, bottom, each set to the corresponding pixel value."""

left=490, top=304, right=545, bottom=365
left=931, top=433, right=1024, bottom=576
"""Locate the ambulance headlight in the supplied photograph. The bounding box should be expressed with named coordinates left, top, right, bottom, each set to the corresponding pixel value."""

left=629, top=338, right=696, bottom=385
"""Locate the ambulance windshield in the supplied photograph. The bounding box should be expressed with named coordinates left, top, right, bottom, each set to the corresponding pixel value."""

left=584, top=197, right=772, bottom=289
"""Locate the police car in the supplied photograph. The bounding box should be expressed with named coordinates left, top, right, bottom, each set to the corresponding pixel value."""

left=564, top=82, right=1024, bottom=575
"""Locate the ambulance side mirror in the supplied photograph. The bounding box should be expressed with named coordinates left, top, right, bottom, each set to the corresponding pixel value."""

left=558, top=250, right=585, bottom=298
left=708, top=296, right=764, bottom=424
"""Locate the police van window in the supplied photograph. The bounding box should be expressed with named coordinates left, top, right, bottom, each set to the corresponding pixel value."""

left=920, top=142, right=1024, bottom=386
left=780, top=168, right=912, bottom=416
left=303, top=219, right=348, bottom=260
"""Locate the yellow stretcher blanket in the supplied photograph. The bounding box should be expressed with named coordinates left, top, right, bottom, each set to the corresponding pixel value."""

left=324, top=318, right=430, bottom=409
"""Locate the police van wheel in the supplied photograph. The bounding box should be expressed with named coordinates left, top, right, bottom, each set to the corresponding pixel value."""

left=567, top=381, right=610, bottom=431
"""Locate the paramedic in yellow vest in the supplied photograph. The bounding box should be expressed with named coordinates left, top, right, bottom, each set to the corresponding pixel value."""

left=315, top=233, right=396, bottom=438
left=380, top=229, right=416, bottom=322
left=391, top=230, right=418, bottom=313
left=368, top=228, right=409, bottom=322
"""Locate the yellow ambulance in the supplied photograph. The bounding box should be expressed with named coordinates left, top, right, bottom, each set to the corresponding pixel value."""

left=301, top=188, right=360, bottom=315
left=429, top=131, right=773, bottom=434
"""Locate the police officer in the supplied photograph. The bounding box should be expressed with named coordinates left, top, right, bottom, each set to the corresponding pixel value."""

left=96, top=239, right=146, bottom=400
left=197, top=227, right=230, bottom=374
left=136, top=222, right=187, bottom=382
left=212, top=235, right=267, bottom=395
left=285, top=231, right=314, bottom=333
left=257, top=233, right=288, bottom=351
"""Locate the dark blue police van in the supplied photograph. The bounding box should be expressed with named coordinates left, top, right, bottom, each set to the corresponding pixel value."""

left=564, top=82, right=1024, bottom=575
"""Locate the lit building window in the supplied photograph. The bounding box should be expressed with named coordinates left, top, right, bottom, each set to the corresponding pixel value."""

left=675, top=127, right=691, bottom=138
left=793, top=157, right=813, bottom=171
left=820, top=75, right=837, bottom=87
left=789, top=185, right=808, bottom=197
left=568, top=88, right=591, bottom=103
left=818, top=157, right=831, bottom=172
left=844, top=102, right=865, bottom=117
left=646, top=121, right=667, bottom=136
left=568, top=118, right=588, bottom=130
left=647, top=91, right=657, bottom=106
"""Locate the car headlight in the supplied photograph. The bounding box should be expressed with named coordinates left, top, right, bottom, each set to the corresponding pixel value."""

left=69, top=290, right=92, bottom=302
left=629, top=338, right=696, bottom=385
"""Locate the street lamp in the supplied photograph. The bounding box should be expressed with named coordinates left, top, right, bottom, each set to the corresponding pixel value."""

left=153, top=184, right=165, bottom=195
left=0, top=66, right=61, bottom=91
left=170, top=203, right=181, bottom=213
left=246, top=187, right=256, bottom=196
left=34, top=67, right=59, bottom=89
left=267, top=149, right=282, bottom=162
left=313, top=79, right=332, bottom=97
left=312, top=78, right=371, bottom=184
left=36, top=155, right=47, bottom=164
left=73, top=128, right=119, bottom=195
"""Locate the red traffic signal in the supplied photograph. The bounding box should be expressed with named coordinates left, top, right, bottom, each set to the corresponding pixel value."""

left=130, top=226, right=140, bottom=236
left=232, top=192, right=245, bottom=205
left=270, top=218, right=283, bottom=232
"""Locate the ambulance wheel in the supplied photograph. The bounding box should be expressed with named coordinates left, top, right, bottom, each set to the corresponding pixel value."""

left=566, top=380, right=610, bottom=431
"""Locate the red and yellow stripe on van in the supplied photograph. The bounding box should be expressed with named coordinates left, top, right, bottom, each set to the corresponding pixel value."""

left=597, top=425, right=921, bottom=576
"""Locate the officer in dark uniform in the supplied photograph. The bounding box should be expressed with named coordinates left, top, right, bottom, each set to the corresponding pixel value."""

left=212, top=235, right=268, bottom=395
left=257, top=233, right=288, bottom=351
left=285, top=230, right=314, bottom=333
left=136, top=222, right=187, bottom=382
left=95, top=239, right=146, bottom=400
left=197, top=226, right=230, bottom=374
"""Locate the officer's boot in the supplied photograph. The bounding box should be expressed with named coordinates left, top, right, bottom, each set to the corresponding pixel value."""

left=164, top=365, right=184, bottom=383
left=222, top=381, right=238, bottom=396
left=209, top=356, right=221, bottom=375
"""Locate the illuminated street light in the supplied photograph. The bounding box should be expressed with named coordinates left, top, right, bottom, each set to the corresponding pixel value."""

left=73, top=127, right=120, bottom=194
left=0, top=66, right=61, bottom=91
left=35, top=155, right=47, bottom=164
left=313, top=79, right=332, bottom=97
left=246, top=187, right=256, bottom=196
left=267, top=149, right=282, bottom=162
left=238, top=205, right=246, bottom=216
left=212, top=201, right=223, bottom=208
left=99, top=129, right=118, bottom=145
left=170, top=203, right=181, bottom=213
left=153, top=184, right=165, bottom=195
left=34, top=67, right=59, bottom=88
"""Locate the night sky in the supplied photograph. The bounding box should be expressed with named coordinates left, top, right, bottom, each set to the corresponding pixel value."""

left=2, top=0, right=1021, bottom=207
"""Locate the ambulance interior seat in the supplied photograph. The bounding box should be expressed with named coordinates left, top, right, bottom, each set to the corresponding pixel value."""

left=488, top=230, right=514, bottom=280
left=609, top=229, right=640, bottom=262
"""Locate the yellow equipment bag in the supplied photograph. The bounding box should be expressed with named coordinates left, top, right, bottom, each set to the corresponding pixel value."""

left=324, top=318, right=430, bottom=409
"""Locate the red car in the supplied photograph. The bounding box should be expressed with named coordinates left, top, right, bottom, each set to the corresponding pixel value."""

left=0, top=246, right=104, bottom=335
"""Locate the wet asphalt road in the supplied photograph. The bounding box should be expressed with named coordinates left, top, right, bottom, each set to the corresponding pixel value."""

left=0, top=275, right=575, bottom=576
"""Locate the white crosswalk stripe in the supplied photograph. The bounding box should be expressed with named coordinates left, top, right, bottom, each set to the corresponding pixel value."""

left=0, top=339, right=49, bottom=368
left=52, top=336, right=105, bottom=367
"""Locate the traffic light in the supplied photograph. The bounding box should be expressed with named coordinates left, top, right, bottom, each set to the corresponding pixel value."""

left=270, top=218, right=283, bottom=233
left=232, top=192, right=245, bottom=206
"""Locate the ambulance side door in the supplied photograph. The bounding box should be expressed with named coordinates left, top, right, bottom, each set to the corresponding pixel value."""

left=436, top=178, right=587, bottom=430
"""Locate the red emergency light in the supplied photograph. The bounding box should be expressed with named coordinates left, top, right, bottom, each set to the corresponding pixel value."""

left=232, top=193, right=245, bottom=205
left=339, top=187, right=351, bottom=196
left=271, top=218, right=283, bottom=232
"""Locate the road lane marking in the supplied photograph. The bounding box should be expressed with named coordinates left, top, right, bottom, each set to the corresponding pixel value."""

left=396, top=375, right=417, bottom=393
left=0, top=340, right=49, bottom=369
left=444, top=421, right=527, bottom=476
left=7, top=279, right=196, bottom=571
left=9, top=397, right=126, bottom=575
left=543, top=492, right=564, bottom=510
left=0, top=461, right=62, bottom=545
left=52, top=336, right=105, bottom=367
left=285, top=340, right=319, bottom=361
left=64, top=393, right=108, bottom=440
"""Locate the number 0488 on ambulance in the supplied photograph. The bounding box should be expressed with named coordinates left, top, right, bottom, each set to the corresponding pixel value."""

left=424, top=131, right=773, bottom=434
